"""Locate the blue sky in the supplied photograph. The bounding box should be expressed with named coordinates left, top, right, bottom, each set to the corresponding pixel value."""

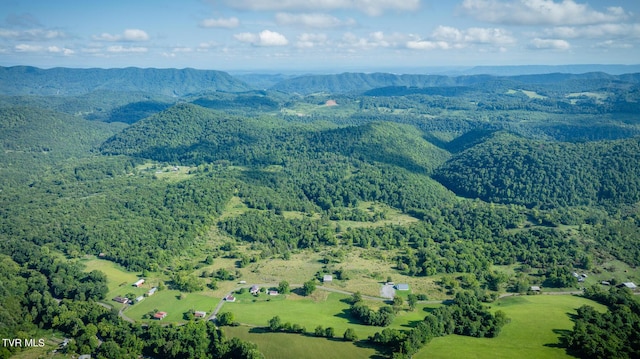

left=1, top=0, right=639, bottom=71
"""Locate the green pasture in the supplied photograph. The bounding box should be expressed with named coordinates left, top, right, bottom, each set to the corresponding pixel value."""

left=80, top=257, right=147, bottom=301
left=416, top=295, right=607, bottom=359
left=124, top=289, right=217, bottom=323
left=223, top=294, right=608, bottom=359
left=225, top=291, right=435, bottom=339
left=223, top=326, right=381, bottom=359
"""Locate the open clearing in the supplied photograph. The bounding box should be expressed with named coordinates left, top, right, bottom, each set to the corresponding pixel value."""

left=222, top=294, right=607, bottom=359
left=416, top=295, right=607, bottom=359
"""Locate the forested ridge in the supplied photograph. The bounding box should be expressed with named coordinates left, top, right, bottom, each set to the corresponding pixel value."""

left=1, top=68, right=640, bottom=359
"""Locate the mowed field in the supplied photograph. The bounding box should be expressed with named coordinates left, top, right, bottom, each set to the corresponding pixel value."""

left=223, top=294, right=607, bottom=359
left=416, top=295, right=608, bottom=359
left=224, top=291, right=437, bottom=339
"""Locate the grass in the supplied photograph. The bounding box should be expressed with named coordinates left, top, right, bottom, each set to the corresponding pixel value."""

left=415, top=295, right=607, bottom=359
left=225, top=291, right=435, bottom=339
left=80, top=257, right=149, bottom=303
left=223, top=326, right=382, bottom=359
left=124, top=289, right=218, bottom=323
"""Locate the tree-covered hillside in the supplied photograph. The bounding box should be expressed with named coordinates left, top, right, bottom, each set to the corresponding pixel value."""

left=434, top=132, right=640, bottom=208
left=0, top=66, right=252, bottom=96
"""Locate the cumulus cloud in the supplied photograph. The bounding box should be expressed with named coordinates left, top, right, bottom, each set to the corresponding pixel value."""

left=222, top=0, right=420, bottom=16
left=529, top=38, right=571, bottom=50
left=460, top=0, right=630, bottom=26
left=0, top=28, right=66, bottom=41
left=408, top=25, right=515, bottom=50
left=93, top=29, right=149, bottom=42
left=296, top=33, right=329, bottom=48
left=47, top=46, right=75, bottom=55
left=106, top=45, right=148, bottom=53
left=200, top=17, right=240, bottom=28
left=14, top=44, right=42, bottom=52
left=545, top=24, right=640, bottom=39
left=406, top=40, right=452, bottom=50
left=276, top=13, right=355, bottom=28
left=234, top=30, right=289, bottom=46
left=338, top=31, right=406, bottom=50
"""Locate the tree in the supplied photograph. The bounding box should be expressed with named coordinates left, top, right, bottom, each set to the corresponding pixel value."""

left=351, top=291, right=362, bottom=304
left=343, top=328, right=358, bottom=341
left=407, top=294, right=418, bottom=311
left=314, top=325, right=324, bottom=337
left=217, top=311, right=234, bottom=326
left=325, top=327, right=335, bottom=338
left=277, top=280, right=290, bottom=294
left=302, top=280, right=316, bottom=296
left=268, top=316, right=282, bottom=332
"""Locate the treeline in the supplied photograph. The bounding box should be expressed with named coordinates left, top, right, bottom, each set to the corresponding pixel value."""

left=370, top=291, right=508, bottom=358
left=563, top=286, right=640, bottom=359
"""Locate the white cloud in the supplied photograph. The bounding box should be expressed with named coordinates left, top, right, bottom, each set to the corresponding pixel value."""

left=529, top=38, right=571, bottom=50
left=545, top=24, right=640, bottom=39
left=47, top=46, right=75, bottom=55
left=106, top=45, right=148, bottom=53
left=93, top=29, right=149, bottom=42
left=14, top=44, right=42, bottom=52
left=408, top=26, right=515, bottom=50
left=222, top=0, right=420, bottom=16
left=338, top=31, right=405, bottom=50
left=0, top=28, right=66, bottom=41
left=234, top=30, right=289, bottom=46
left=460, top=0, right=630, bottom=26
left=406, top=40, right=451, bottom=50
left=200, top=17, right=240, bottom=29
left=594, top=40, right=633, bottom=49
left=296, top=33, right=329, bottom=48
left=276, top=13, right=355, bottom=28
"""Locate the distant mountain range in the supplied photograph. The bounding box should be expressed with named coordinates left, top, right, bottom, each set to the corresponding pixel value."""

left=0, top=66, right=252, bottom=96
left=2, top=65, right=640, bottom=96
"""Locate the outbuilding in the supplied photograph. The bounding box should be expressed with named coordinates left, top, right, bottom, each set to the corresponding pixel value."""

left=396, top=284, right=410, bottom=291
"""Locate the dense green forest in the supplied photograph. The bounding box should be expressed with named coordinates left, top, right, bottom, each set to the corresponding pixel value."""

left=1, top=66, right=640, bottom=358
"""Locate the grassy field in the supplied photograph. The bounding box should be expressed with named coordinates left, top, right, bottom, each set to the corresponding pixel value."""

left=223, top=294, right=608, bottom=359
left=80, top=257, right=150, bottom=304
left=223, top=326, right=384, bottom=359
left=124, top=289, right=218, bottom=323
left=225, top=291, right=436, bottom=339
left=416, top=295, right=607, bottom=359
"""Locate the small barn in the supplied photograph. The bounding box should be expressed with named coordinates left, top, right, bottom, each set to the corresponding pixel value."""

left=148, top=287, right=158, bottom=296
left=323, top=275, right=333, bottom=283
left=133, top=279, right=145, bottom=287
left=225, top=295, right=236, bottom=302
left=194, top=311, right=207, bottom=318
left=530, top=286, right=541, bottom=292
left=396, top=284, right=409, bottom=291
left=621, top=282, right=637, bottom=290
left=153, top=311, right=167, bottom=320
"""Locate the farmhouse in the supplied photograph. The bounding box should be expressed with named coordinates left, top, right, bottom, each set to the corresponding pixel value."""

left=113, top=296, right=130, bottom=304
left=396, top=284, right=409, bottom=291
left=153, top=311, right=167, bottom=320
left=621, top=282, right=637, bottom=290
left=132, top=279, right=145, bottom=287
left=194, top=311, right=207, bottom=318
left=147, top=287, right=157, bottom=296
left=323, top=275, right=333, bottom=283
left=225, top=295, right=236, bottom=302
left=250, top=285, right=260, bottom=295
